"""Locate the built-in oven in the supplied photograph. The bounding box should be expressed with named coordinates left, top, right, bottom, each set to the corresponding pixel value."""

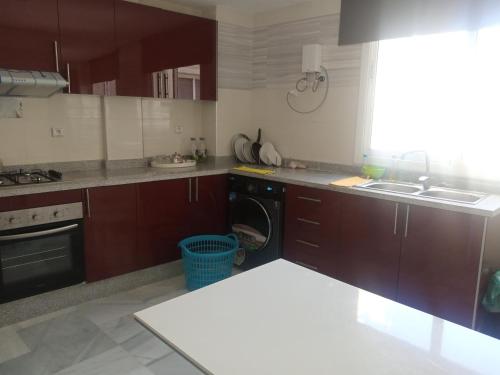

left=0, top=203, right=84, bottom=303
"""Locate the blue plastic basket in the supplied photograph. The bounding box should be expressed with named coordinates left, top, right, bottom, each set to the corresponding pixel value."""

left=178, top=234, right=239, bottom=291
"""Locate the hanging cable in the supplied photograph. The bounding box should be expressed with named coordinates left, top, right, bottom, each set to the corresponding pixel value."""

left=286, top=66, right=330, bottom=114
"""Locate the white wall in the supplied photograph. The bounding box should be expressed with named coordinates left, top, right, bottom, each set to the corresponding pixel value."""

left=0, top=95, right=210, bottom=166
left=215, top=0, right=362, bottom=165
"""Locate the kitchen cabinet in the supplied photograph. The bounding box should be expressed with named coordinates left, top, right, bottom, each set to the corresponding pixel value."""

left=136, top=175, right=228, bottom=268
left=58, top=0, right=117, bottom=95
left=282, top=183, right=486, bottom=327
left=137, top=178, right=191, bottom=267
left=0, top=0, right=60, bottom=71
left=398, top=205, right=485, bottom=327
left=189, top=175, right=228, bottom=235
left=84, top=184, right=138, bottom=282
left=283, top=185, right=340, bottom=276
left=115, top=0, right=217, bottom=100
left=0, top=0, right=217, bottom=100
left=337, top=195, right=402, bottom=300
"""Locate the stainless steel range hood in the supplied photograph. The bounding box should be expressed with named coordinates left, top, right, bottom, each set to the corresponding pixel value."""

left=0, top=69, right=68, bottom=97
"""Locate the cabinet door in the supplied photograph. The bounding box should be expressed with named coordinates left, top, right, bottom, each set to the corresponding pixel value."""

left=189, top=175, right=228, bottom=235
left=137, top=179, right=191, bottom=267
left=84, top=184, right=138, bottom=282
left=283, top=185, right=340, bottom=276
left=58, top=0, right=117, bottom=95
left=337, top=195, right=402, bottom=300
left=115, top=0, right=217, bottom=100
left=0, top=0, right=60, bottom=71
left=398, top=205, right=485, bottom=327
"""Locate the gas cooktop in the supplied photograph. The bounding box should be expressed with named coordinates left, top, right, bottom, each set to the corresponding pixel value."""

left=0, top=169, right=62, bottom=187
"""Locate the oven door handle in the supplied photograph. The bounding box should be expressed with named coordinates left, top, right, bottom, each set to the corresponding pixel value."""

left=0, top=224, right=79, bottom=242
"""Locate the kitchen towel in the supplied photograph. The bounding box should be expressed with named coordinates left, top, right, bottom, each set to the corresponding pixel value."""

left=330, top=176, right=372, bottom=187
left=232, top=166, right=275, bottom=175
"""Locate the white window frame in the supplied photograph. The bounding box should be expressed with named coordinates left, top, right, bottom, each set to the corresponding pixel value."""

left=354, top=41, right=472, bottom=177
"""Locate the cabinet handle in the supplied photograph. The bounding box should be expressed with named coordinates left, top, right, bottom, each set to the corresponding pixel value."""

left=188, top=178, right=192, bottom=203
left=295, top=261, right=318, bottom=271
left=195, top=177, right=199, bottom=202
left=404, top=205, right=410, bottom=238
left=296, top=239, right=320, bottom=248
left=66, top=63, right=71, bottom=93
left=53, top=40, right=59, bottom=73
left=393, top=203, right=399, bottom=235
left=85, top=189, right=91, bottom=218
left=297, top=196, right=321, bottom=203
left=297, top=217, right=320, bottom=226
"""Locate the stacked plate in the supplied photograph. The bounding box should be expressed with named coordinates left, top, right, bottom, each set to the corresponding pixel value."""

left=231, top=133, right=282, bottom=166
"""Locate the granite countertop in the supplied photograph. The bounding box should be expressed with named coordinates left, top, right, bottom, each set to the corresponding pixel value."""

left=2, top=159, right=500, bottom=217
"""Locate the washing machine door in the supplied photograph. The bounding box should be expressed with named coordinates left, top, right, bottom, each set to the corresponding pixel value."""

left=230, top=196, right=272, bottom=254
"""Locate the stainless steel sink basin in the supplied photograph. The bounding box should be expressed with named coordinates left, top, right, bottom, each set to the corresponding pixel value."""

left=416, top=188, right=486, bottom=204
left=358, top=181, right=488, bottom=205
left=359, top=182, right=423, bottom=194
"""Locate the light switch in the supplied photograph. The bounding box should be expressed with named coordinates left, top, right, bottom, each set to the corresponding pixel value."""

left=51, top=127, right=64, bottom=137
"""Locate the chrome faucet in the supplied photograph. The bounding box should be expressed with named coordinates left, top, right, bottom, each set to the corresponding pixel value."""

left=400, top=150, right=432, bottom=190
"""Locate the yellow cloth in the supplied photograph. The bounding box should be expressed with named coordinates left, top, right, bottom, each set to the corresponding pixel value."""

left=330, top=176, right=372, bottom=187
left=233, top=166, right=275, bottom=175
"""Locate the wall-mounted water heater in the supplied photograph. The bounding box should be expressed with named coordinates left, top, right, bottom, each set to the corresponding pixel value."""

left=302, top=44, right=322, bottom=74
left=286, top=44, right=329, bottom=114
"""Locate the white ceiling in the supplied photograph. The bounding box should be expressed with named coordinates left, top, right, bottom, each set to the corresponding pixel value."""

left=167, top=0, right=308, bottom=13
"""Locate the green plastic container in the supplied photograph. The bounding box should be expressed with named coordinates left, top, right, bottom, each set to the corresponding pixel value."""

left=361, top=165, right=386, bottom=180
left=482, top=271, right=500, bottom=313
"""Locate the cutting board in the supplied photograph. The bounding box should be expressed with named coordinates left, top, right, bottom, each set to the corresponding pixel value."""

left=330, top=176, right=372, bottom=187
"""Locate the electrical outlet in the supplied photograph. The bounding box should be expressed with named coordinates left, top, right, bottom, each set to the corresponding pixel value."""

left=51, top=128, right=64, bottom=137
left=175, top=125, right=183, bottom=134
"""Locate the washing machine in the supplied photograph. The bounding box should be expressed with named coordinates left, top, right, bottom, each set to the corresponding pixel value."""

left=228, top=174, right=285, bottom=270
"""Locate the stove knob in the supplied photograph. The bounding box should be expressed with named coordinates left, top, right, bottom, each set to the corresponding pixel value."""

left=53, top=211, right=62, bottom=219
left=8, top=217, right=19, bottom=225
left=32, top=214, right=39, bottom=221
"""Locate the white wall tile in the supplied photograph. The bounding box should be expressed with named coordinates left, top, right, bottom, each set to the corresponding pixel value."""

left=104, top=96, right=144, bottom=161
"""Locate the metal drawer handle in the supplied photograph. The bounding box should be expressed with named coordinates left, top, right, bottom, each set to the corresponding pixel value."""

left=404, top=205, right=410, bottom=238
left=297, top=217, right=320, bottom=226
left=393, top=203, right=399, bottom=235
left=188, top=178, right=192, bottom=203
left=297, top=196, right=321, bottom=203
left=295, top=261, right=318, bottom=271
left=296, top=239, right=320, bottom=248
left=54, top=40, right=60, bottom=72
left=0, top=224, right=78, bottom=242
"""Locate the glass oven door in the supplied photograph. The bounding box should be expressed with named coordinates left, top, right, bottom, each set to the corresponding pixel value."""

left=0, top=220, right=84, bottom=303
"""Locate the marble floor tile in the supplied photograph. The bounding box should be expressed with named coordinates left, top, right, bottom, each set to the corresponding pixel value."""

left=0, top=312, right=117, bottom=375
left=0, top=326, right=30, bottom=364
left=53, top=347, right=154, bottom=375
left=148, top=352, right=205, bottom=375
left=121, top=329, right=174, bottom=365
left=0, top=273, right=207, bottom=375
left=99, top=315, right=147, bottom=344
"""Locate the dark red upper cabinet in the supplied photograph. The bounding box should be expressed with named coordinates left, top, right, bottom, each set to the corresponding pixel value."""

left=115, top=0, right=217, bottom=100
left=0, top=0, right=60, bottom=71
left=58, top=0, right=117, bottom=95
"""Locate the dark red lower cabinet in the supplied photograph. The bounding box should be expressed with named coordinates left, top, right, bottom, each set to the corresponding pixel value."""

left=84, top=184, right=138, bottom=282
left=337, top=194, right=403, bottom=301
left=137, top=179, right=191, bottom=268
left=397, top=205, right=485, bottom=327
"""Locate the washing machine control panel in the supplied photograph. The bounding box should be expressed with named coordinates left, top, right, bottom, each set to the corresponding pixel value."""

left=228, top=174, right=284, bottom=200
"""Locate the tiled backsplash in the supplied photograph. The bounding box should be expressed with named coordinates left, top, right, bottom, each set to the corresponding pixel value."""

left=0, top=95, right=213, bottom=167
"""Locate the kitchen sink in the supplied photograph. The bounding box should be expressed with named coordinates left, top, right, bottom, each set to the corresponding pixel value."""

left=416, top=188, right=486, bottom=204
left=359, top=182, right=423, bottom=194
left=358, top=181, right=488, bottom=205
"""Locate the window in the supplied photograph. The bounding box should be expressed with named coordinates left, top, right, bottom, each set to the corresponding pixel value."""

left=358, top=26, right=500, bottom=180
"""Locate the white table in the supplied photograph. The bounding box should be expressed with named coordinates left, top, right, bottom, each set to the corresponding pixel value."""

left=135, top=259, right=500, bottom=375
